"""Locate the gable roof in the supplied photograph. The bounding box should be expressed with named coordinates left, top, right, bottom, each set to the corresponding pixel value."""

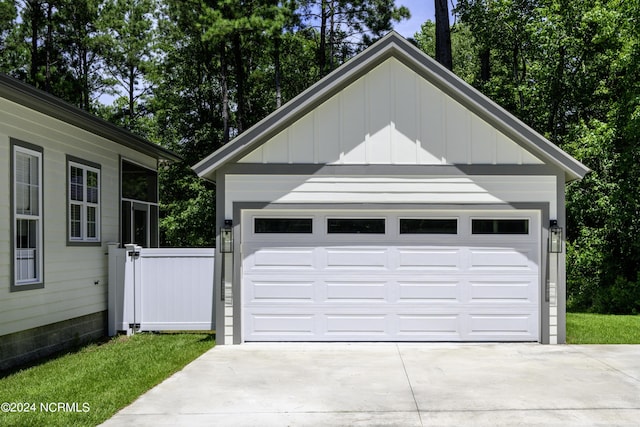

left=0, top=74, right=181, bottom=162
left=193, top=31, right=588, bottom=181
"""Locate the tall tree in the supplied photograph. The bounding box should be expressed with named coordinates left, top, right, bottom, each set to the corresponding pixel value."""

left=0, top=0, right=19, bottom=73
left=100, top=0, right=155, bottom=128
left=415, top=19, right=477, bottom=82
left=434, top=0, right=452, bottom=69
left=299, top=0, right=410, bottom=75
left=452, top=0, right=640, bottom=314
left=57, top=0, right=106, bottom=112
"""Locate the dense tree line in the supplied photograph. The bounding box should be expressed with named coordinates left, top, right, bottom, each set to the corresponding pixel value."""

left=1, top=0, right=639, bottom=314
left=0, top=0, right=409, bottom=246
left=417, top=0, right=640, bottom=314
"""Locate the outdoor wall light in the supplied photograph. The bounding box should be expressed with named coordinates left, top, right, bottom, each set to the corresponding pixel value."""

left=221, top=219, right=233, bottom=253
left=549, top=220, right=563, bottom=253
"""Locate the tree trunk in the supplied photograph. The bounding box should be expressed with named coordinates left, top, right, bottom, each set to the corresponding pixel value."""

left=480, top=47, right=490, bottom=82
left=435, top=0, right=453, bottom=71
left=29, top=0, right=40, bottom=86
left=220, top=41, right=230, bottom=145
left=319, top=0, right=328, bottom=75
left=274, top=33, right=282, bottom=109
left=232, top=32, right=245, bottom=134
left=81, top=48, right=89, bottom=111
left=45, top=2, right=52, bottom=92
left=129, top=63, right=135, bottom=125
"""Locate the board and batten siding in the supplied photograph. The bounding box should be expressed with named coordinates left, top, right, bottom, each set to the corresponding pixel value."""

left=225, top=174, right=557, bottom=219
left=0, top=97, right=157, bottom=337
left=239, top=58, right=543, bottom=166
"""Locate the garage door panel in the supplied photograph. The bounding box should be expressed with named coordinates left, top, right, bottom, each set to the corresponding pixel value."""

left=244, top=309, right=538, bottom=341
left=397, top=281, right=460, bottom=302
left=467, top=312, right=538, bottom=339
left=326, top=314, right=388, bottom=335
left=248, top=281, right=316, bottom=303
left=325, top=248, right=388, bottom=269
left=468, top=248, right=536, bottom=271
left=468, top=277, right=538, bottom=303
left=248, top=313, right=315, bottom=336
left=325, top=281, right=388, bottom=302
left=249, top=248, right=315, bottom=270
left=397, top=314, right=460, bottom=336
left=397, top=248, right=461, bottom=270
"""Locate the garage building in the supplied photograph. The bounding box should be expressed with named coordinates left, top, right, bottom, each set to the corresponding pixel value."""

left=193, top=32, right=589, bottom=345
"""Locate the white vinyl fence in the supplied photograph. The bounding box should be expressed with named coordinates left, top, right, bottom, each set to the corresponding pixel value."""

left=108, top=244, right=215, bottom=335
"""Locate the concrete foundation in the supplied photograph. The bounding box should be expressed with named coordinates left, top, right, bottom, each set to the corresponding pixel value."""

left=0, top=311, right=107, bottom=371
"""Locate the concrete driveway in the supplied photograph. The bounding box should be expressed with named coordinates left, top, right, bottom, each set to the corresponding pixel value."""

left=102, top=343, right=640, bottom=426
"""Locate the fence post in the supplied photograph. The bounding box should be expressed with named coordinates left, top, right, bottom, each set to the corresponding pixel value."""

left=107, top=243, right=121, bottom=336
left=124, top=244, right=142, bottom=335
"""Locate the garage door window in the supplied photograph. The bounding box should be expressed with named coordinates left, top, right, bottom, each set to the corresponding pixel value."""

left=400, top=218, right=457, bottom=234
left=255, top=218, right=313, bottom=233
left=327, top=218, right=385, bottom=234
left=472, top=219, right=529, bottom=234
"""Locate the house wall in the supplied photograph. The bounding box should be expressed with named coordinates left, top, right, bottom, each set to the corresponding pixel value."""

left=0, top=97, right=157, bottom=368
left=224, top=174, right=558, bottom=219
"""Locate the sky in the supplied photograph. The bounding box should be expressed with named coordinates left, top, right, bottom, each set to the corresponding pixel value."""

left=393, top=0, right=457, bottom=39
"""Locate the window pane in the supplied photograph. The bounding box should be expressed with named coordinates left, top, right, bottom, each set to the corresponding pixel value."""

left=122, top=161, right=158, bottom=203
left=134, top=207, right=147, bottom=246
left=121, top=201, right=132, bottom=245
left=16, top=219, right=38, bottom=281
left=70, top=166, right=83, bottom=201
left=16, top=183, right=29, bottom=214
left=150, top=205, right=158, bottom=247
left=400, top=219, right=458, bottom=234
left=87, top=171, right=98, bottom=203
left=255, top=218, right=313, bottom=234
left=17, top=219, right=38, bottom=249
left=15, top=152, right=30, bottom=184
left=70, top=204, right=82, bottom=238
left=327, top=218, right=385, bottom=234
left=472, top=219, right=529, bottom=234
left=30, top=182, right=39, bottom=215
left=30, top=156, right=39, bottom=186
left=87, top=206, right=97, bottom=238
left=15, top=152, right=39, bottom=215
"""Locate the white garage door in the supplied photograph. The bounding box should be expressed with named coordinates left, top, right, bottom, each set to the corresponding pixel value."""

left=241, top=210, right=540, bottom=342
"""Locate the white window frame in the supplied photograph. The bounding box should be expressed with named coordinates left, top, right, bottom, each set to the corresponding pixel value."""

left=13, top=144, right=43, bottom=288
left=68, top=161, right=101, bottom=243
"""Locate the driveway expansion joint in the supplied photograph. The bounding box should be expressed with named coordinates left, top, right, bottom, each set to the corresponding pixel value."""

left=397, top=343, right=424, bottom=427
left=572, top=346, right=640, bottom=385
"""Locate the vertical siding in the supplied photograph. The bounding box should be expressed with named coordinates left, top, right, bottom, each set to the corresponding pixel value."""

left=340, top=77, right=366, bottom=163
left=445, top=100, right=470, bottom=164
left=419, top=80, right=445, bottom=163
left=0, top=98, right=158, bottom=337
left=241, top=57, right=544, bottom=166
left=262, top=129, right=288, bottom=163
left=316, top=99, right=340, bottom=163
left=290, top=112, right=315, bottom=163
left=367, top=60, right=392, bottom=164
left=393, top=62, right=419, bottom=164
left=471, top=117, right=497, bottom=164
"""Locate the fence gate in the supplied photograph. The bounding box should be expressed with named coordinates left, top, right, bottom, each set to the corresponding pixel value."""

left=108, top=244, right=215, bottom=335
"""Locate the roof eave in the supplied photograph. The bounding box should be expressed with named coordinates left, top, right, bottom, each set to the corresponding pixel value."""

left=193, top=31, right=589, bottom=182
left=0, top=74, right=182, bottom=163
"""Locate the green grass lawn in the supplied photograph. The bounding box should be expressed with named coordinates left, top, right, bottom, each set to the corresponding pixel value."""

left=0, top=332, right=214, bottom=427
left=566, top=312, right=640, bottom=344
